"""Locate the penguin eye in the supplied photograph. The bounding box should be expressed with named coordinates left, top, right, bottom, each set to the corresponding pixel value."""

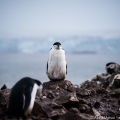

left=54, top=45, right=58, bottom=48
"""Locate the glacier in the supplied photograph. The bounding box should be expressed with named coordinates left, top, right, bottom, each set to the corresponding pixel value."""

left=0, top=36, right=120, bottom=54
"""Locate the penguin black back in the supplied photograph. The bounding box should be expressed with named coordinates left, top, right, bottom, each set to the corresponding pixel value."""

left=6, top=77, right=42, bottom=116
left=106, top=62, right=116, bottom=67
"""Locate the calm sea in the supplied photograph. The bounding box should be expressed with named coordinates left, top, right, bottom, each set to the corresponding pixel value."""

left=0, top=53, right=120, bottom=88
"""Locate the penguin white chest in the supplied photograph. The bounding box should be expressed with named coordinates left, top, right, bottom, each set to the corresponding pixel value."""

left=25, top=83, right=38, bottom=116
left=47, top=49, right=67, bottom=80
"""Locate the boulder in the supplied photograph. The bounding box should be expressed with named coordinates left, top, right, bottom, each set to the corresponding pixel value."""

left=42, top=80, right=75, bottom=91
left=32, top=99, right=67, bottom=119
left=42, top=80, right=79, bottom=110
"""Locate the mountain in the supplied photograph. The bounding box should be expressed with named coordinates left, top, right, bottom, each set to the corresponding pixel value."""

left=0, top=36, right=120, bottom=54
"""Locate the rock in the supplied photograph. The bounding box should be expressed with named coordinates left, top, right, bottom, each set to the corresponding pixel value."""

left=76, top=88, right=91, bottom=96
left=79, top=104, right=90, bottom=113
left=1, top=70, right=120, bottom=120
left=1, top=84, right=7, bottom=90
left=114, top=74, right=120, bottom=88
left=93, top=102, right=100, bottom=109
left=32, top=97, right=67, bottom=119
left=42, top=80, right=79, bottom=110
left=69, top=108, right=79, bottom=113
left=43, top=80, right=75, bottom=91
left=106, top=74, right=120, bottom=92
left=57, top=111, right=95, bottom=120
left=80, top=73, right=110, bottom=89
left=79, top=104, right=101, bottom=117
left=32, top=100, right=48, bottom=118
left=52, top=90, right=79, bottom=105
left=0, top=88, right=11, bottom=113
left=43, top=103, right=66, bottom=118
left=80, top=62, right=120, bottom=92
left=91, top=108, right=101, bottom=116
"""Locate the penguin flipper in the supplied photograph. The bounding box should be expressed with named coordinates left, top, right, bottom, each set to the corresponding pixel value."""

left=46, top=61, right=48, bottom=74
left=66, top=64, right=67, bottom=75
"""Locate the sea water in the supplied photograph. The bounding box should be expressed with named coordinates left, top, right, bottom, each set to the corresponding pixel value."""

left=0, top=53, right=120, bottom=88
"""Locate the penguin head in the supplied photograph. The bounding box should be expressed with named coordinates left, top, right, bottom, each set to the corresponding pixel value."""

left=34, top=79, right=42, bottom=86
left=106, top=62, right=116, bottom=74
left=53, top=42, right=62, bottom=49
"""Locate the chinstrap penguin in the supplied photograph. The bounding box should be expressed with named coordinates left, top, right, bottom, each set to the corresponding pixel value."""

left=106, top=62, right=120, bottom=74
left=6, top=77, right=42, bottom=117
left=46, top=42, right=67, bottom=81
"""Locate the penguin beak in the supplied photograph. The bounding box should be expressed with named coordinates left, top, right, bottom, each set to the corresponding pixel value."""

left=57, top=45, right=60, bottom=49
left=54, top=45, right=60, bottom=49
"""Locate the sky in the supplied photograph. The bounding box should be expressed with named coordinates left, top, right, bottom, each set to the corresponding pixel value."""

left=0, top=0, right=120, bottom=39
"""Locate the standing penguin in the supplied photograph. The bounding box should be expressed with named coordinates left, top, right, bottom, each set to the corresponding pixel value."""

left=6, top=77, right=42, bottom=117
left=46, top=42, right=67, bottom=81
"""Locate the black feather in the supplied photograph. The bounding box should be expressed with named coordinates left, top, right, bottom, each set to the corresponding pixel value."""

left=6, top=77, right=41, bottom=116
left=46, top=62, right=48, bottom=74
left=66, top=64, right=67, bottom=75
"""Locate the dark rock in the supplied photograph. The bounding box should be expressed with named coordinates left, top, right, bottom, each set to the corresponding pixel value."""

left=33, top=98, right=67, bottom=119
left=57, top=111, right=95, bottom=120
left=93, top=102, right=100, bottom=109
left=106, top=74, right=120, bottom=92
left=114, top=78, right=120, bottom=88
left=53, top=90, right=79, bottom=108
left=80, top=73, right=111, bottom=89
left=77, top=62, right=120, bottom=95
left=79, top=104, right=90, bottom=113
left=42, top=80, right=79, bottom=110
left=78, top=98, right=88, bottom=104
left=32, top=100, right=48, bottom=118
left=78, top=104, right=101, bottom=116
left=43, top=80, right=75, bottom=91
left=76, top=88, right=91, bottom=96
left=1, top=84, right=7, bottom=90
left=0, top=88, right=11, bottom=113
left=1, top=71, right=120, bottom=120
left=80, top=62, right=120, bottom=91
left=69, top=108, right=79, bottom=113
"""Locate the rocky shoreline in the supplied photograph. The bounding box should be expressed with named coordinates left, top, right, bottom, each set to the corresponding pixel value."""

left=0, top=62, right=120, bottom=120
left=0, top=80, right=120, bottom=120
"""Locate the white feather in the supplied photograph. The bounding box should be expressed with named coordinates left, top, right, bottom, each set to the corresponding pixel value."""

left=47, top=46, right=67, bottom=80
left=24, top=83, right=38, bottom=116
left=23, top=94, right=25, bottom=109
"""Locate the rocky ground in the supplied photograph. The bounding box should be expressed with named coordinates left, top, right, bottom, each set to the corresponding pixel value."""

left=0, top=62, right=120, bottom=120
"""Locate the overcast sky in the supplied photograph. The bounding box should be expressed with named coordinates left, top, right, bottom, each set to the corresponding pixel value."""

left=0, top=0, right=120, bottom=38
